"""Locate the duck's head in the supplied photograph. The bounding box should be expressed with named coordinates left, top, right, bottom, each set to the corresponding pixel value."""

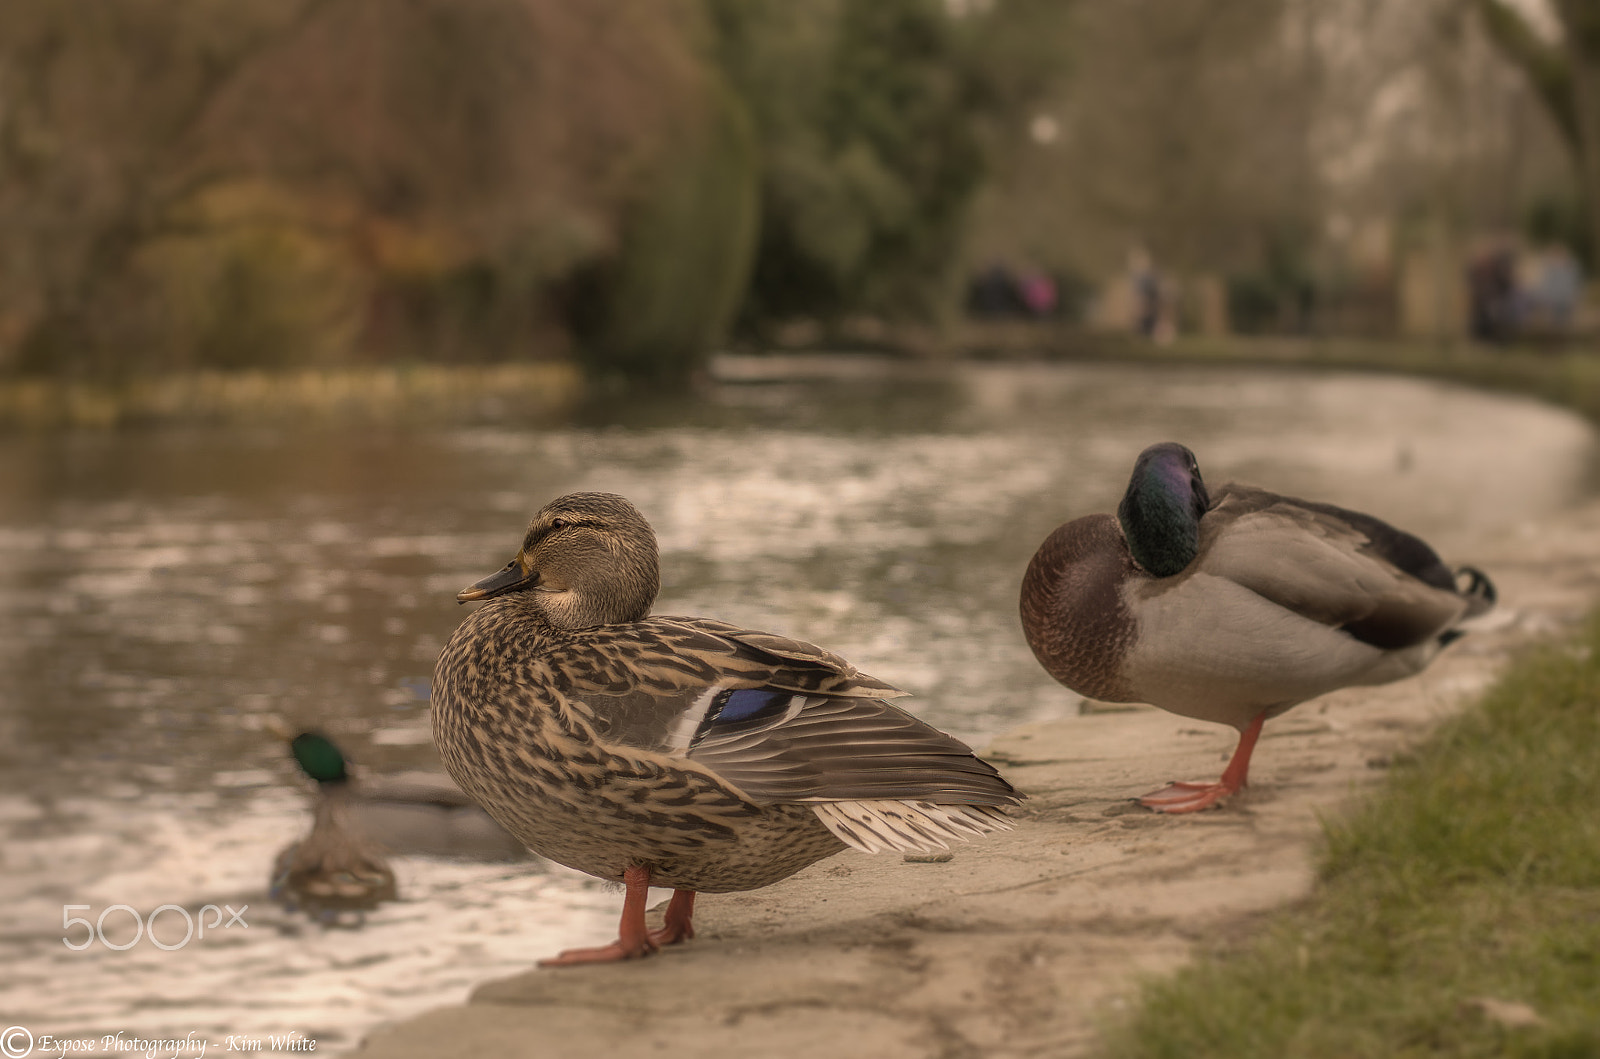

left=456, top=491, right=660, bottom=628
left=290, top=732, right=349, bottom=786
left=1116, top=442, right=1211, bottom=577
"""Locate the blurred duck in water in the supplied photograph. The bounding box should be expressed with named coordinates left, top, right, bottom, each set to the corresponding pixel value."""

left=271, top=731, right=529, bottom=919
left=1020, top=442, right=1496, bottom=813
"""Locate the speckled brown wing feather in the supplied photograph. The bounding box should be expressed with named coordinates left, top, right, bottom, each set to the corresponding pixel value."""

left=655, top=616, right=908, bottom=697
left=684, top=694, right=1019, bottom=806
left=518, top=616, right=1017, bottom=809
left=538, top=616, right=898, bottom=745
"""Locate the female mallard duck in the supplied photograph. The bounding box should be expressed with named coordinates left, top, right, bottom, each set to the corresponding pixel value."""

left=271, top=732, right=399, bottom=917
left=432, top=492, right=1022, bottom=966
left=1020, top=442, right=1496, bottom=814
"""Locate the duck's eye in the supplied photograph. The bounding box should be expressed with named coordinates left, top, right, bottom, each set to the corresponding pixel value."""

left=549, top=518, right=568, bottom=530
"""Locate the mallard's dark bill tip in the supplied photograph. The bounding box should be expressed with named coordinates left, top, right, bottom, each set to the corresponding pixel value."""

left=458, top=559, right=534, bottom=603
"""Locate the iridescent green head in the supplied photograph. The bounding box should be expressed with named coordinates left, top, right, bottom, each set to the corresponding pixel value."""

left=290, top=732, right=349, bottom=785
left=1116, top=442, right=1211, bottom=577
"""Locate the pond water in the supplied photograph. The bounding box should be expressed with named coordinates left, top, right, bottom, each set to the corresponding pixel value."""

left=1, top=357, right=1594, bottom=1054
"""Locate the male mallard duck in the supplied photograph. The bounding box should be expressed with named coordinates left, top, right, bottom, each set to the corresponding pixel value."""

left=273, top=727, right=530, bottom=861
left=432, top=492, right=1023, bottom=966
left=271, top=732, right=399, bottom=916
left=1020, top=442, right=1496, bottom=813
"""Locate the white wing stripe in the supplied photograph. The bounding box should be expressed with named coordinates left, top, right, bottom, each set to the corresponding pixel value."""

left=811, top=799, right=1013, bottom=854
left=664, top=685, right=724, bottom=752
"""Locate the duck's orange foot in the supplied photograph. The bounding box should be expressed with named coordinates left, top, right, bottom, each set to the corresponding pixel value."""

left=537, top=876, right=697, bottom=968
left=647, top=889, right=696, bottom=947
left=1140, top=712, right=1266, bottom=814
left=647, top=922, right=692, bottom=947
left=537, top=936, right=659, bottom=967
left=1138, top=780, right=1237, bottom=813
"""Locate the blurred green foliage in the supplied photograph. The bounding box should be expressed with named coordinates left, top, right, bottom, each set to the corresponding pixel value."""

left=567, top=79, right=760, bottom=380
left=708, top=0, right=992, bottom=328
left=1524, top=193, right=1593, bottom=267
left=1476, top=0, right=1600, bottom=270
left=0, top=0, right=763, bottom=381
left=0, top=0, right=1053, bottom=380
left=1226, top=233, right=1317, bottom=335
left=0, top=0, right=1577, bottom=381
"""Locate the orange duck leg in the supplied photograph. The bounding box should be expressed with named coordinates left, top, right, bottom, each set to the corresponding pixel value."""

left=1139, top=710, right=1267, bottom=814
left=538, top=865, right=697, bottom=966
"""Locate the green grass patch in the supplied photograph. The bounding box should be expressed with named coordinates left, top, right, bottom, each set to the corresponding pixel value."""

left=1101, top=617, right=1600, bottom=1058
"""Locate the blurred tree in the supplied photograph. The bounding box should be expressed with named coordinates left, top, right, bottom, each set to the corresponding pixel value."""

left=957, top=0, right=1328, bottom=329
left=956, top=0, right=1079, bottom=266
left=707, top=0, right=988, bottom=328
left=563, top=78, right=759, bottom=381
left=0, top=0, right=306, bottom=375
left=1066, top=0, right=1320, bottom=277
left=954, top=0, right=1577, bottom=338
left=0, top=0, right=757, bottom=380
left=1474, top=0, right=1600, bottom=259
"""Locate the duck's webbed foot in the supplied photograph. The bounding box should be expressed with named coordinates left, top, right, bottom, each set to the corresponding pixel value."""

left=647, top=889, right=696, bottom=947
left=538, top=935, right=659, bottom=966
left=1137, top=779, right=1238, bottom=813
left=1139, top=710, right=1267, bottom=814
left=539, top=864, right=675, bottom=968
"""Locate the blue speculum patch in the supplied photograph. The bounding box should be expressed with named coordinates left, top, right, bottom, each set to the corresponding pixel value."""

left=710, top=687, right=794, bottom=725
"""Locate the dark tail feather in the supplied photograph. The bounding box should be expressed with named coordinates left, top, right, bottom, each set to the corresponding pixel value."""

left=1440, top=566, right=1496, bottom=646
left=1455, top=565, right=1497, bottom=614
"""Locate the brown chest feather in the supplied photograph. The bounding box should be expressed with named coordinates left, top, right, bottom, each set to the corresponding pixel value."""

left=1019, top=513, right=1139, bottom=702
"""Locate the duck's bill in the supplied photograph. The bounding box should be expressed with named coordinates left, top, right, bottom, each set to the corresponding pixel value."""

left=457, top=558, right=536, bottom=602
